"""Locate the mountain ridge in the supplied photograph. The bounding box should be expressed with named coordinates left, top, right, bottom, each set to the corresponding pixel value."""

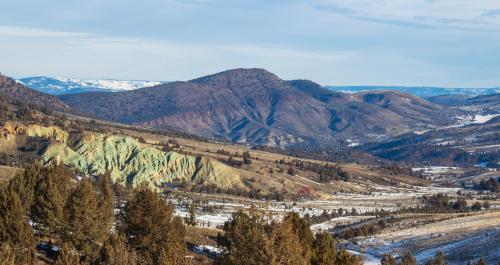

left=59, top=68, right=452, bottom=147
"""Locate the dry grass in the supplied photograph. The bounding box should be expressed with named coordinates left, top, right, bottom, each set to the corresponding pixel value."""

left=0, top=165, right=19, bottom=183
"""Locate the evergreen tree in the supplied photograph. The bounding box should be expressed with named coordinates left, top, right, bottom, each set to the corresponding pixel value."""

left=217, top=210, right=274, bottom=265
left=97, top=172, right=115, bottom=240
left=0, top=186, right=35, bottom=264
left=381, top=254, right=397, bottom=265
left=64, top=178, right=110, bottom=261
left=98, top=233, right=138, bottom=265
left=55, top=243, right=80, bottom=265
left=282, top=212, right=314, bottom=260
left=185, top=203, right=197, bottom=226
left=119, top=186, right=187, bottom=265
left=6, top=161, right=42, bottom=211
left=400, top=251, right=417, bottom=265
left=242, top=151, right=252, bottom=165
left=311, top=232, right=337, bottom=265
left=336, top=249, right=362, bottom=265
left=31, top=162, right=72, bottom=235
left=271, top=220, right=307, bottom=265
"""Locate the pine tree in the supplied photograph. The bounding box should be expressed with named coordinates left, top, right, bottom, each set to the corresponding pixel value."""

left=55, top=243, right=80, bottom=265
left=271, top=220, right=308, bottom=265
left=119, top=186, right=187, bottom=265
left=64, top=178, right=111, bottom=261
left=0, top=186, right=35, bottom=264
left=98, top=233, right=138, bottom=265
left=311, top=232, right=336, bottom=265
left=217, top=210, right=274, bottom=265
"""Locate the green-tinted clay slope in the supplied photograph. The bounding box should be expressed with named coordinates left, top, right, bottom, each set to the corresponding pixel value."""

left=41, top=132, right=243, bottom=189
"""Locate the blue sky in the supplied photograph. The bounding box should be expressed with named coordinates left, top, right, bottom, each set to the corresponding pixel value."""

left=1, top=0, right=500, bottom=87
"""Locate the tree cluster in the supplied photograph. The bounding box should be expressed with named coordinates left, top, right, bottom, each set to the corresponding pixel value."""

left=0, top=161, right=188, bottom=265
left=217, top=210, right=362, bottom=265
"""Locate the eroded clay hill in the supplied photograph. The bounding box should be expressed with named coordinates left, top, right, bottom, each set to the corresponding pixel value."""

left=1, top=122, right=244, bottom=189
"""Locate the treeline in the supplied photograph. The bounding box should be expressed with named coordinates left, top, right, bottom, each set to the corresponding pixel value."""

left=177, top=181, right=302, bottom=201
left=275, top=159, right=351, bottom=182
left=217, top=210, right=362, bottom=265
left=473, top=177, right=499, bottom=192
left=417, top=193, right=490, bottom=213
left=305, top=208, right=391, bottom=225
left=381, top=250, right=487, bottom=265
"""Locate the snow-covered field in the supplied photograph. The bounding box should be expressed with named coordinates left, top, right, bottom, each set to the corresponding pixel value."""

left=350, top=211, right=500, bottom=264
left=170, top=186, right=461, bottom=229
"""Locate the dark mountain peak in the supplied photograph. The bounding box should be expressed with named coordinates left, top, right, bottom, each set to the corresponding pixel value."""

left=189, top=68, right=285, bottom=91
left=191, top=68, right=277, bottom=81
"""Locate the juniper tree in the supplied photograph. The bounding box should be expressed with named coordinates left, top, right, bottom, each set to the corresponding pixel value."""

left=97, top=172, right=115, bottom=239
left=119, top=186, right=187, bottom=265
left=97, top=233, right=138, bottom=265
left=271, top=220, right=307, bottom=265
left=185, top=203, right=197, bottom=226
left=6, top=161, right=42, bottom=211
left=0, top=186, right=35, bottom=264
left=64, top=178, right=111, bottom=261
left=31, top=162, right=73, bottom=235
left=55, top=243, right=80, bottom=265
left=400, top=251, right=417, bottom=265
left=336, top=249, right=362, bottom=265
left=381, top=254, right=397, bottom=265
left=282, top=212, right=314, bottom=260
left=311, top=232, right=337, bottom=265
left=217, top=210, right=274, bottom=265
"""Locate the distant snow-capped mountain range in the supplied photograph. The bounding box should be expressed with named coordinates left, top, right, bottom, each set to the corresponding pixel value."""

left=325, top=86, right=500, bottom=98
left=18, top=76, right=165, bottom=95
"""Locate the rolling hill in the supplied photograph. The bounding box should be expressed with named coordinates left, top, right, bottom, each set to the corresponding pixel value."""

left=0, top=73, right=72, bottom=112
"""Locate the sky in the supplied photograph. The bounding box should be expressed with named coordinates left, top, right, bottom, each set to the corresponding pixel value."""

left=1, top=0, right=500, bottom=87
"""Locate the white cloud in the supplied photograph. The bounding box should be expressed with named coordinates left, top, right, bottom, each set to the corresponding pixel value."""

left=314, top=0, right=500, bottom=30
left=0, top=26, right=87, bottom=37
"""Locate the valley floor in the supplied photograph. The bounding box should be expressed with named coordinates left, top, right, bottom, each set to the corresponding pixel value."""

left=347, top=211, right=500, bottom=264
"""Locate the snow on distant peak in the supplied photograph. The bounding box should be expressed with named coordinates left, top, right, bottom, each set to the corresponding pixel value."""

left=17, top=76, right=165, bottom=95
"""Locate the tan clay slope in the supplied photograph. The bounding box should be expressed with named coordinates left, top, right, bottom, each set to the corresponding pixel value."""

left=2, top=122, right=243, bottom=189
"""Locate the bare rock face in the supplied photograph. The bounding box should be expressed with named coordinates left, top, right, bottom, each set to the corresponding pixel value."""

left=60, top=68, right=452, bottom=147
left=42, top=133, right=244, bottom=189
